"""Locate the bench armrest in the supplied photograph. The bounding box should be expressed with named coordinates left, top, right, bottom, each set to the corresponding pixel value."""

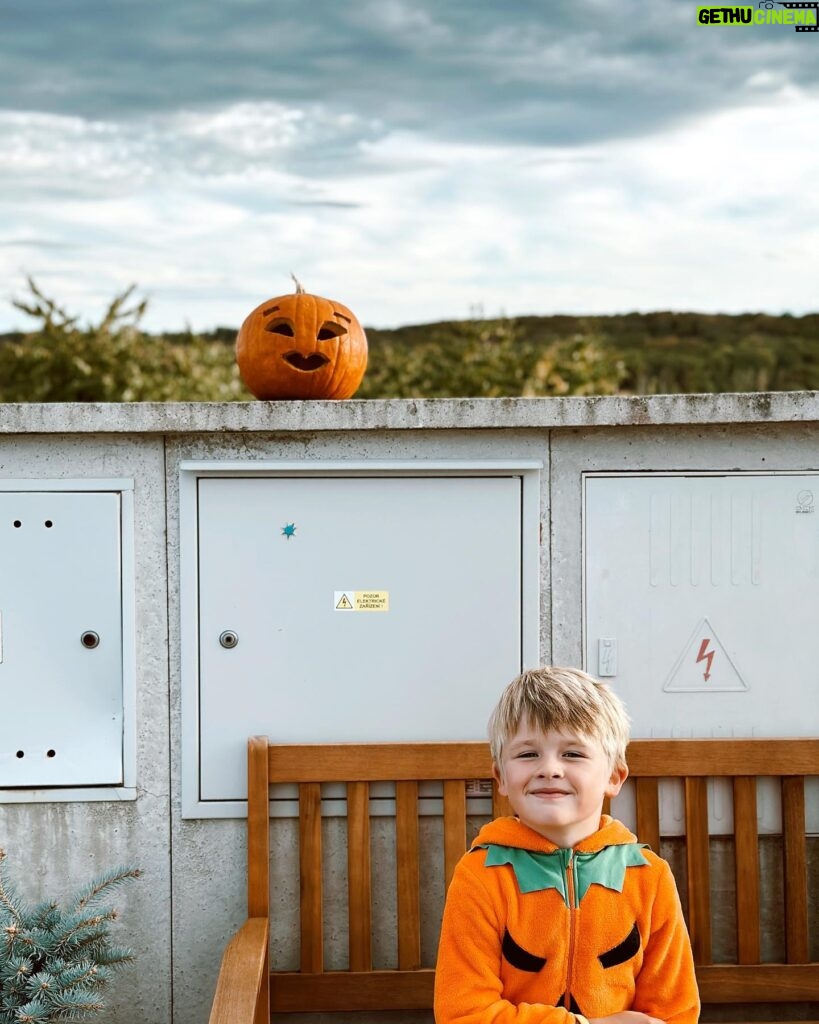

left=209, top=917, right=270, bottom=1024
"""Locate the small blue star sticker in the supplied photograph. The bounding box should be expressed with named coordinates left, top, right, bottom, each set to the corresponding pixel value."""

left=281, top=523, right=297, bottom=540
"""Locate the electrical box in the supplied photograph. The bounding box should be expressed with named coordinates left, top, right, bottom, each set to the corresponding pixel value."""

left=584, top=472, right=819, bottom=832
left=0, top=483, right=135, bottom=796
left=181, top=462, right=540, bottom=817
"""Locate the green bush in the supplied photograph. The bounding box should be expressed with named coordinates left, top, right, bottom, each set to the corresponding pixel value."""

left=0, top=279, right=243, bottom=403
left=1, top=280, right=817, bottom=402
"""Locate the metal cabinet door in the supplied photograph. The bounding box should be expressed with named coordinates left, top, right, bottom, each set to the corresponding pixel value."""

left=0, top=491, right=123, bottom=787
left=584, top=473, right=819, bottom=834
left=196, top=474, right=524, bottom=804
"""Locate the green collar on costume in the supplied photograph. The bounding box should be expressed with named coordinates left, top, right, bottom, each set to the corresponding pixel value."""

left=478, top=843, right=649, bottom=905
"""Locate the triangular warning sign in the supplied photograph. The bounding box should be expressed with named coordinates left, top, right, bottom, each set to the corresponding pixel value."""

left=664, top=617, right=748, bottom=693
left=335, top=593, right=354, bottom=610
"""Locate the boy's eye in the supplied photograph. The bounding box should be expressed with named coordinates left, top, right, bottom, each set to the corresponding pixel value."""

left=516, top=751, right=538, bottom=759
left=563, top=750, right=585, bottom=759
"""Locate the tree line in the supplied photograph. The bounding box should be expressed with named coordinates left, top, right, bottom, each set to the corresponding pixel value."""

left=0, top=279, right=816, bottom=402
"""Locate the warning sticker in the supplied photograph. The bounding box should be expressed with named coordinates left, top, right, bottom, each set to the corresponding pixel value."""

left=663, top=617, right=748, bottom=693
left=334, top=591, right=389, bottom=612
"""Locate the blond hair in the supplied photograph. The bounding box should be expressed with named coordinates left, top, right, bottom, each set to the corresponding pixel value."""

left=488, top=667, right=630, bottom=769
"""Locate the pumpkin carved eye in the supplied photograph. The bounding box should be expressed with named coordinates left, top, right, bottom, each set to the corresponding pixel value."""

left=265, top=319, right=295, bottom=337
left=317, top=321, right=347, bottom=342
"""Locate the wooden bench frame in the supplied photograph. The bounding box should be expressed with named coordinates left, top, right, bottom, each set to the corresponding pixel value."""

left=209, top=736, right=819, bottom=1022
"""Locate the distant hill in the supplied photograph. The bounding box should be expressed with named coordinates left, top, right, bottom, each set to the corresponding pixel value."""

left=357, top=310, right=819, bottom=398
left=1, top=310, right=817, bottom=402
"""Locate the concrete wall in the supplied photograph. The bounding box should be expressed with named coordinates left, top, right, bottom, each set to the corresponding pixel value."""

left=0, top=434, right=170, bottom=1024
left=0, top=394, right=817, bottom=1024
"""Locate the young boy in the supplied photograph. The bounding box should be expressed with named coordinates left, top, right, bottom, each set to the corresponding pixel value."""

left=434, top=667, right=699, bottom=1024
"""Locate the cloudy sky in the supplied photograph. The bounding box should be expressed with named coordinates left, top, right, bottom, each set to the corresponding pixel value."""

left=2, top=0, right=817, bottom=333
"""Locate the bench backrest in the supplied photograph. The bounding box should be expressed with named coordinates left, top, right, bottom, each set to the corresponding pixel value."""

left=247, top=736, right=819, bottom=1015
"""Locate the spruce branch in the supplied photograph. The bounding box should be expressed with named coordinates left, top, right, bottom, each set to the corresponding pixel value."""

left=41, top=988, right=106, bottom=1018
left=13, top=996, right=52, bottom=1024
left=52, top=914, right=116, bottom=954
left=28, top=906, right=59, bottom=933
left=71, top=868, right=142, bottom=914
left=0, top=852, right=25, bottom=927
left=0, top=854, right=139, bottom=1023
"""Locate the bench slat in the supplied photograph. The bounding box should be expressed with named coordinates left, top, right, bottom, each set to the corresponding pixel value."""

left=684, top=776, right=711, bottom=964
left=781, top=776, right=809, bottom=964
left=626, top=738, right=819, bottom=776
left=696, top=962, right=819, bottom=1001
left=347, top=781, right=372, bottom=972
left=247, top=737, right=270, bottom=919
left=733, top=776, right=760, bottom=964
left=268, top=961, right=819, bottom=1013
left=299, top=782, right=323, bottom=973
left=443, top=780, right=467, bottom=889
left=270, top=968, right=435, bottom=1012
left=267, top=738, right=819, bottom=782
left=492, top=779, right=513, bottom=818
left=395, top=780, right=421, bottom=970
left=635, top=777, right=660, bottom=853
left=270, top=742, right=493, bottom=782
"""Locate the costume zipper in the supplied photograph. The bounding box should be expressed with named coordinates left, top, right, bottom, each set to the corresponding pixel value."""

left=563, top=850, right=578, bottom=1011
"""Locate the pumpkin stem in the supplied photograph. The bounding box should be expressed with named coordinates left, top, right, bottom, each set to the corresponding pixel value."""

left=290, top=272, right=305, bottom=295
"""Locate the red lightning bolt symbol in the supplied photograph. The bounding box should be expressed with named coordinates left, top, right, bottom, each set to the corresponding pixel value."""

left=696, top=638, right=714, bottom=681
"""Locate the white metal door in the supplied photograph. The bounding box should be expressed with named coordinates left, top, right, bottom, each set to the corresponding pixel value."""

left=196, top=474, right=525, bottom=805
left=0, top=491, right=123, bottom=787
left=584, top=473, right=819, bottom=833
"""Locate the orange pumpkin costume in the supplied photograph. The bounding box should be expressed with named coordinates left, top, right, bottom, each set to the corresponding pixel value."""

left=434, top=815, right=699, bottom=1024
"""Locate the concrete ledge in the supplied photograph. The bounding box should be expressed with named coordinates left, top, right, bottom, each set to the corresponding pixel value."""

left=0, top=392, right=818, bottom=434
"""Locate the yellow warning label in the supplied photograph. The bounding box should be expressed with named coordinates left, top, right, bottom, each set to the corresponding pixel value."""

left=334, top=591, right=389, bottom=612
left=355, top=591, right=389, bottom=611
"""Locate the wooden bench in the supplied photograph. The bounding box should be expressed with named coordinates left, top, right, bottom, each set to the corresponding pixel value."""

left=209, top=736, right=819, bottom=1023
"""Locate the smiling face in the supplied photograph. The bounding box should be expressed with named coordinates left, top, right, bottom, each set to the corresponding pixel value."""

left=494, top=720, right=627, bottom=847
left=236, top=289, right=368, bottom=399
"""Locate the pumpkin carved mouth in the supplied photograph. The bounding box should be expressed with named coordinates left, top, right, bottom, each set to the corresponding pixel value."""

left=283, top=351, right=330, bottom=372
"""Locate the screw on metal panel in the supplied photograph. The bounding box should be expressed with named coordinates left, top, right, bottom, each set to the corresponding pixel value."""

left=80, top=631, right=100, bottom=649
left=219, top=630, right=239, bottom=649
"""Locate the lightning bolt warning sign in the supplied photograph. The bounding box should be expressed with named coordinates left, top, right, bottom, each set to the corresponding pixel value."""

left=695, top=638, right=715, bottom=681
left=664, top=617, right=748, bottom=693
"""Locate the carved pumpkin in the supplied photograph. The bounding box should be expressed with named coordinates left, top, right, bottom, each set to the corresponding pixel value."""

left=236, top=279, right=367, bottom=400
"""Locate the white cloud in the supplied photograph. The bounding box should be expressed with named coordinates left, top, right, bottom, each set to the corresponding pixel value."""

left=354, top=0, right=449, bottom=38
left=1, top=86, right=817, bottom=333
